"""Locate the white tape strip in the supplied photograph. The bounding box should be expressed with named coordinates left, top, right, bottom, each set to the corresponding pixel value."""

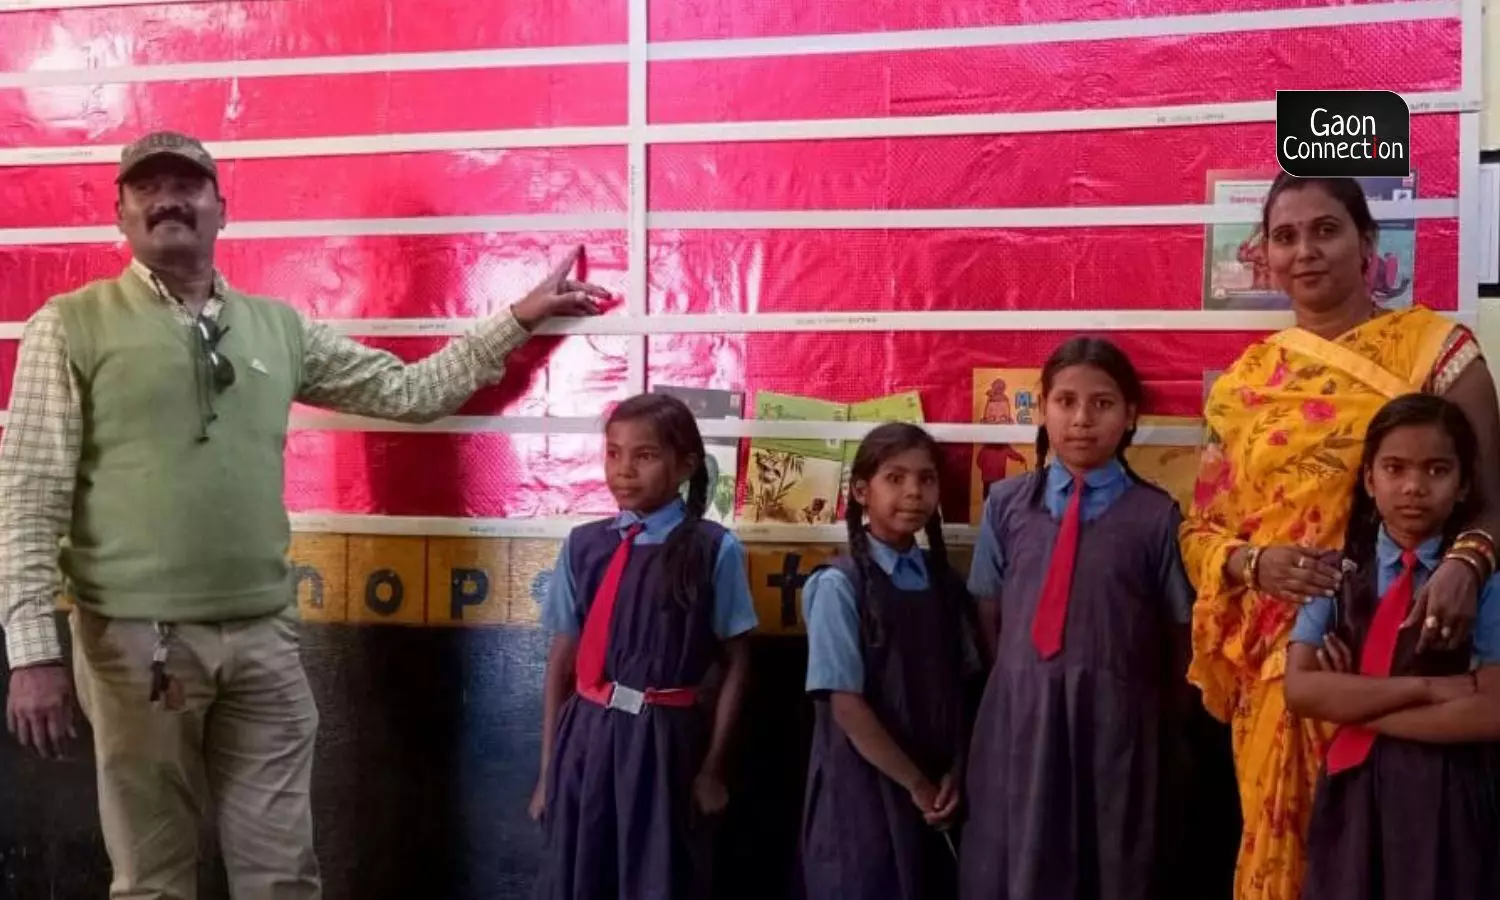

left=1461, top=0, right=1482, bottom=98
left=652, top=199, right=1456, bottom=231
left=0, top=213, right=625, bottom=247
left=624, top=0, right=648, bottom=396
left=0, top=197, right=1452, bottom=246
left=649, top=2, right=1460, bottom=62
left=646, top=92, right=1479, bottom=145
left=0, top=408, right=1201, bottom=445
left=0, top=127, right=632, bottom=168
left=282, top=411, right=1202, bottom=445
left=0, top=309, right=1476, bottom=342
left=289, top=511, right=982, bottom=544
left=1460, top=114, right=1481, bottom=311
left=0, top=2, right=1457, bottom=86
left=0, top=0, right=273, bottom=11
left=0, top=91, right=1474, bottom=169
left=0, top=44, right=627, bottom=89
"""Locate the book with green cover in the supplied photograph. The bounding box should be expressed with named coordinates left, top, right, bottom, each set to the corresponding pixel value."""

left=838, top=391, right=926, bottom=518
left=744, top=392, right=847, bottom=525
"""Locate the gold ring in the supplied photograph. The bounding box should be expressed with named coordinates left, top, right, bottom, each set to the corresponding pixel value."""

left=1424, top=615, right=1440, bottom=630
left=1441, top=626, right=1454, bottom=639
left=1296, top=556, right=1306, bottom=569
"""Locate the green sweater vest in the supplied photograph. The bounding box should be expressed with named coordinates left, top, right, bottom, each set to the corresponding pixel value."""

left=54, top=272, right=306, bottom=621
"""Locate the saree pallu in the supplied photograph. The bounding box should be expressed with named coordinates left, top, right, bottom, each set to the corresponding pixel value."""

left=1181, top=306, right=1476, bottom=900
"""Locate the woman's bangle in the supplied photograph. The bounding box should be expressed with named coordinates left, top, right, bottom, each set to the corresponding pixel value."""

left=1443, top=548, right=1489, bottom=584
left=1452, top=532, right=1497, bottom=573
left=1241, top=545, right=1263, bottom=589
left=1455, top=528, right=1495, bottom=550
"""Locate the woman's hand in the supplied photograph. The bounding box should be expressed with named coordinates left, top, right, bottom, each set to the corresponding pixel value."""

left=1253, top=546, right=1343, bottom=604
left=1403, top=557, right=1480, bottom=653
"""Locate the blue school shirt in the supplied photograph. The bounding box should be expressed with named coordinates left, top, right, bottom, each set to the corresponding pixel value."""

left=966, top=459, right=1195, bottom=625
left=539, top=498, right=759, bottom=640
left=803, top=538, right=980, bottom=693
left=1289, top=527, right=1500, bottom=664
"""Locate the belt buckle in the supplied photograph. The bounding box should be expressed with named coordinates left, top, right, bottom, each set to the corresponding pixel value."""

left=608, top=684, right=645, bottom=715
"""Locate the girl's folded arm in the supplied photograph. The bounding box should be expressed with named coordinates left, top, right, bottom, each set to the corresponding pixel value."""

left=1364, top=665, right=1500, bottom=743
left=1284, top=642, right=1433, bottom=724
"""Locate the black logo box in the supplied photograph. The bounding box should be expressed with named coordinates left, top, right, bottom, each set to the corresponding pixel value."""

left=1276, top=90, right=1411, bottom=178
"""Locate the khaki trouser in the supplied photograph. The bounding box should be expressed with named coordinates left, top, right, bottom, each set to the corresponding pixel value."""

left=71, top=608, right=322, bottom=900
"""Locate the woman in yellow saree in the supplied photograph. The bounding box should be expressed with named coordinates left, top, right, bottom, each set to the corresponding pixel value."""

left=1183, top=174, right=1500, bottom=900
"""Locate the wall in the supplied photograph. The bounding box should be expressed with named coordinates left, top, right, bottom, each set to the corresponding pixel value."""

left=0, top=1, right=1477, bottom=898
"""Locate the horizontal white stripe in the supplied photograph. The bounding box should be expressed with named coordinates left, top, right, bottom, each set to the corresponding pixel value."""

left=0, top=91, right=1474, bottom=169
left=647, top=92, right=1479, bottom=145
left=0, top=2, right=1454, bottom=87
left=0, top=212, right=624, bottom=246
left=0, top=44, right=628, bottom=89
left=288, top=511, right=982, bottom=544
left=0, top=0, right=273, bottom=11
left=0, top=198, right=1453, bottom=246
left=0, top=309, right=1477, bottom=341
left=0, top=408, right=1202, bottom=445
left=0, top=127, right=632, bottom=168
left=285, top=411, right=1204, bottom=445
left=649, top=1, right=1460, bottom=62
left=652, top=199, right=1456, bottom=231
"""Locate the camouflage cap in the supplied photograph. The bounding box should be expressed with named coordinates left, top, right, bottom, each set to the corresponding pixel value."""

left=116, top=131, right=218, bottom=184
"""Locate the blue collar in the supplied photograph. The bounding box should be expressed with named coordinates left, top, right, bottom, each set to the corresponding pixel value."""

left=1376, top=525, right=1443, bottom=573
left=1046, top=457, right=1128, bottom=496
left=866, top=536, right=928, bottom=581
left=613, top=498, right=687, bottom=542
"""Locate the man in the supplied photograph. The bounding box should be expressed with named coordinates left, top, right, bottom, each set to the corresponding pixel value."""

left=0, top=131, right=607, bottom=899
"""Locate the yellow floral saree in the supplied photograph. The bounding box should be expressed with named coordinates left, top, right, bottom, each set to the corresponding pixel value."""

left=1182, top=306, right=1479, bottom=900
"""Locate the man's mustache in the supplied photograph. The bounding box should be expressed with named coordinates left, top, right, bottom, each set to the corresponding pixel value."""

left=146, top=206, right=196, bottom=230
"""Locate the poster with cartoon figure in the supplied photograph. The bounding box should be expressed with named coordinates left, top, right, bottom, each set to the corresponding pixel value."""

left=970, top=369, right=1043, bottom=522
left=1203, top=171, right=1417, bottom=310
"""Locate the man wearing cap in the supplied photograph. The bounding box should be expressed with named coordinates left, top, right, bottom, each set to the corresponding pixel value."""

left=0, top=131, right=608, bottom=899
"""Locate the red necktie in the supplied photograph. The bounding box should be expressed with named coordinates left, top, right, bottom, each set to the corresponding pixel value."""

left=1032, top=475, right=1084, bottom=659
left=1324, top=549, right=1419, bottom=775
left=575, top=523, right=644, bottom=695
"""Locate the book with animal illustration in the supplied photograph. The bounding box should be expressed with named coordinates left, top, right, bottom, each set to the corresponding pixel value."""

left=970, top=368, right=1043, bottom=522
left=744, top=392, right=847, bottom=525
left=837, top=391, right=926, bottom=519
left=651, top=385, right=744, bottom=523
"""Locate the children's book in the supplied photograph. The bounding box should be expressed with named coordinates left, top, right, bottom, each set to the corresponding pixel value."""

left=651, top=385, right=745, bottom=523
left=744, top=392, right=847, bottom=525
left=836, top=391, right=926, bottom=519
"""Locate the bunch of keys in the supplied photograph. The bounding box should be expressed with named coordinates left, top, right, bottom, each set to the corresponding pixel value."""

left=149, top=623, right=179, bottom=709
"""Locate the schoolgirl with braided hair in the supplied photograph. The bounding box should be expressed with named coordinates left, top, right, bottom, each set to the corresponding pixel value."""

left=800, top=422, right=980, bottom=900
left=531, top=393, right=758, bottom=899
left=961, top=336, right=1197, bottom=900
